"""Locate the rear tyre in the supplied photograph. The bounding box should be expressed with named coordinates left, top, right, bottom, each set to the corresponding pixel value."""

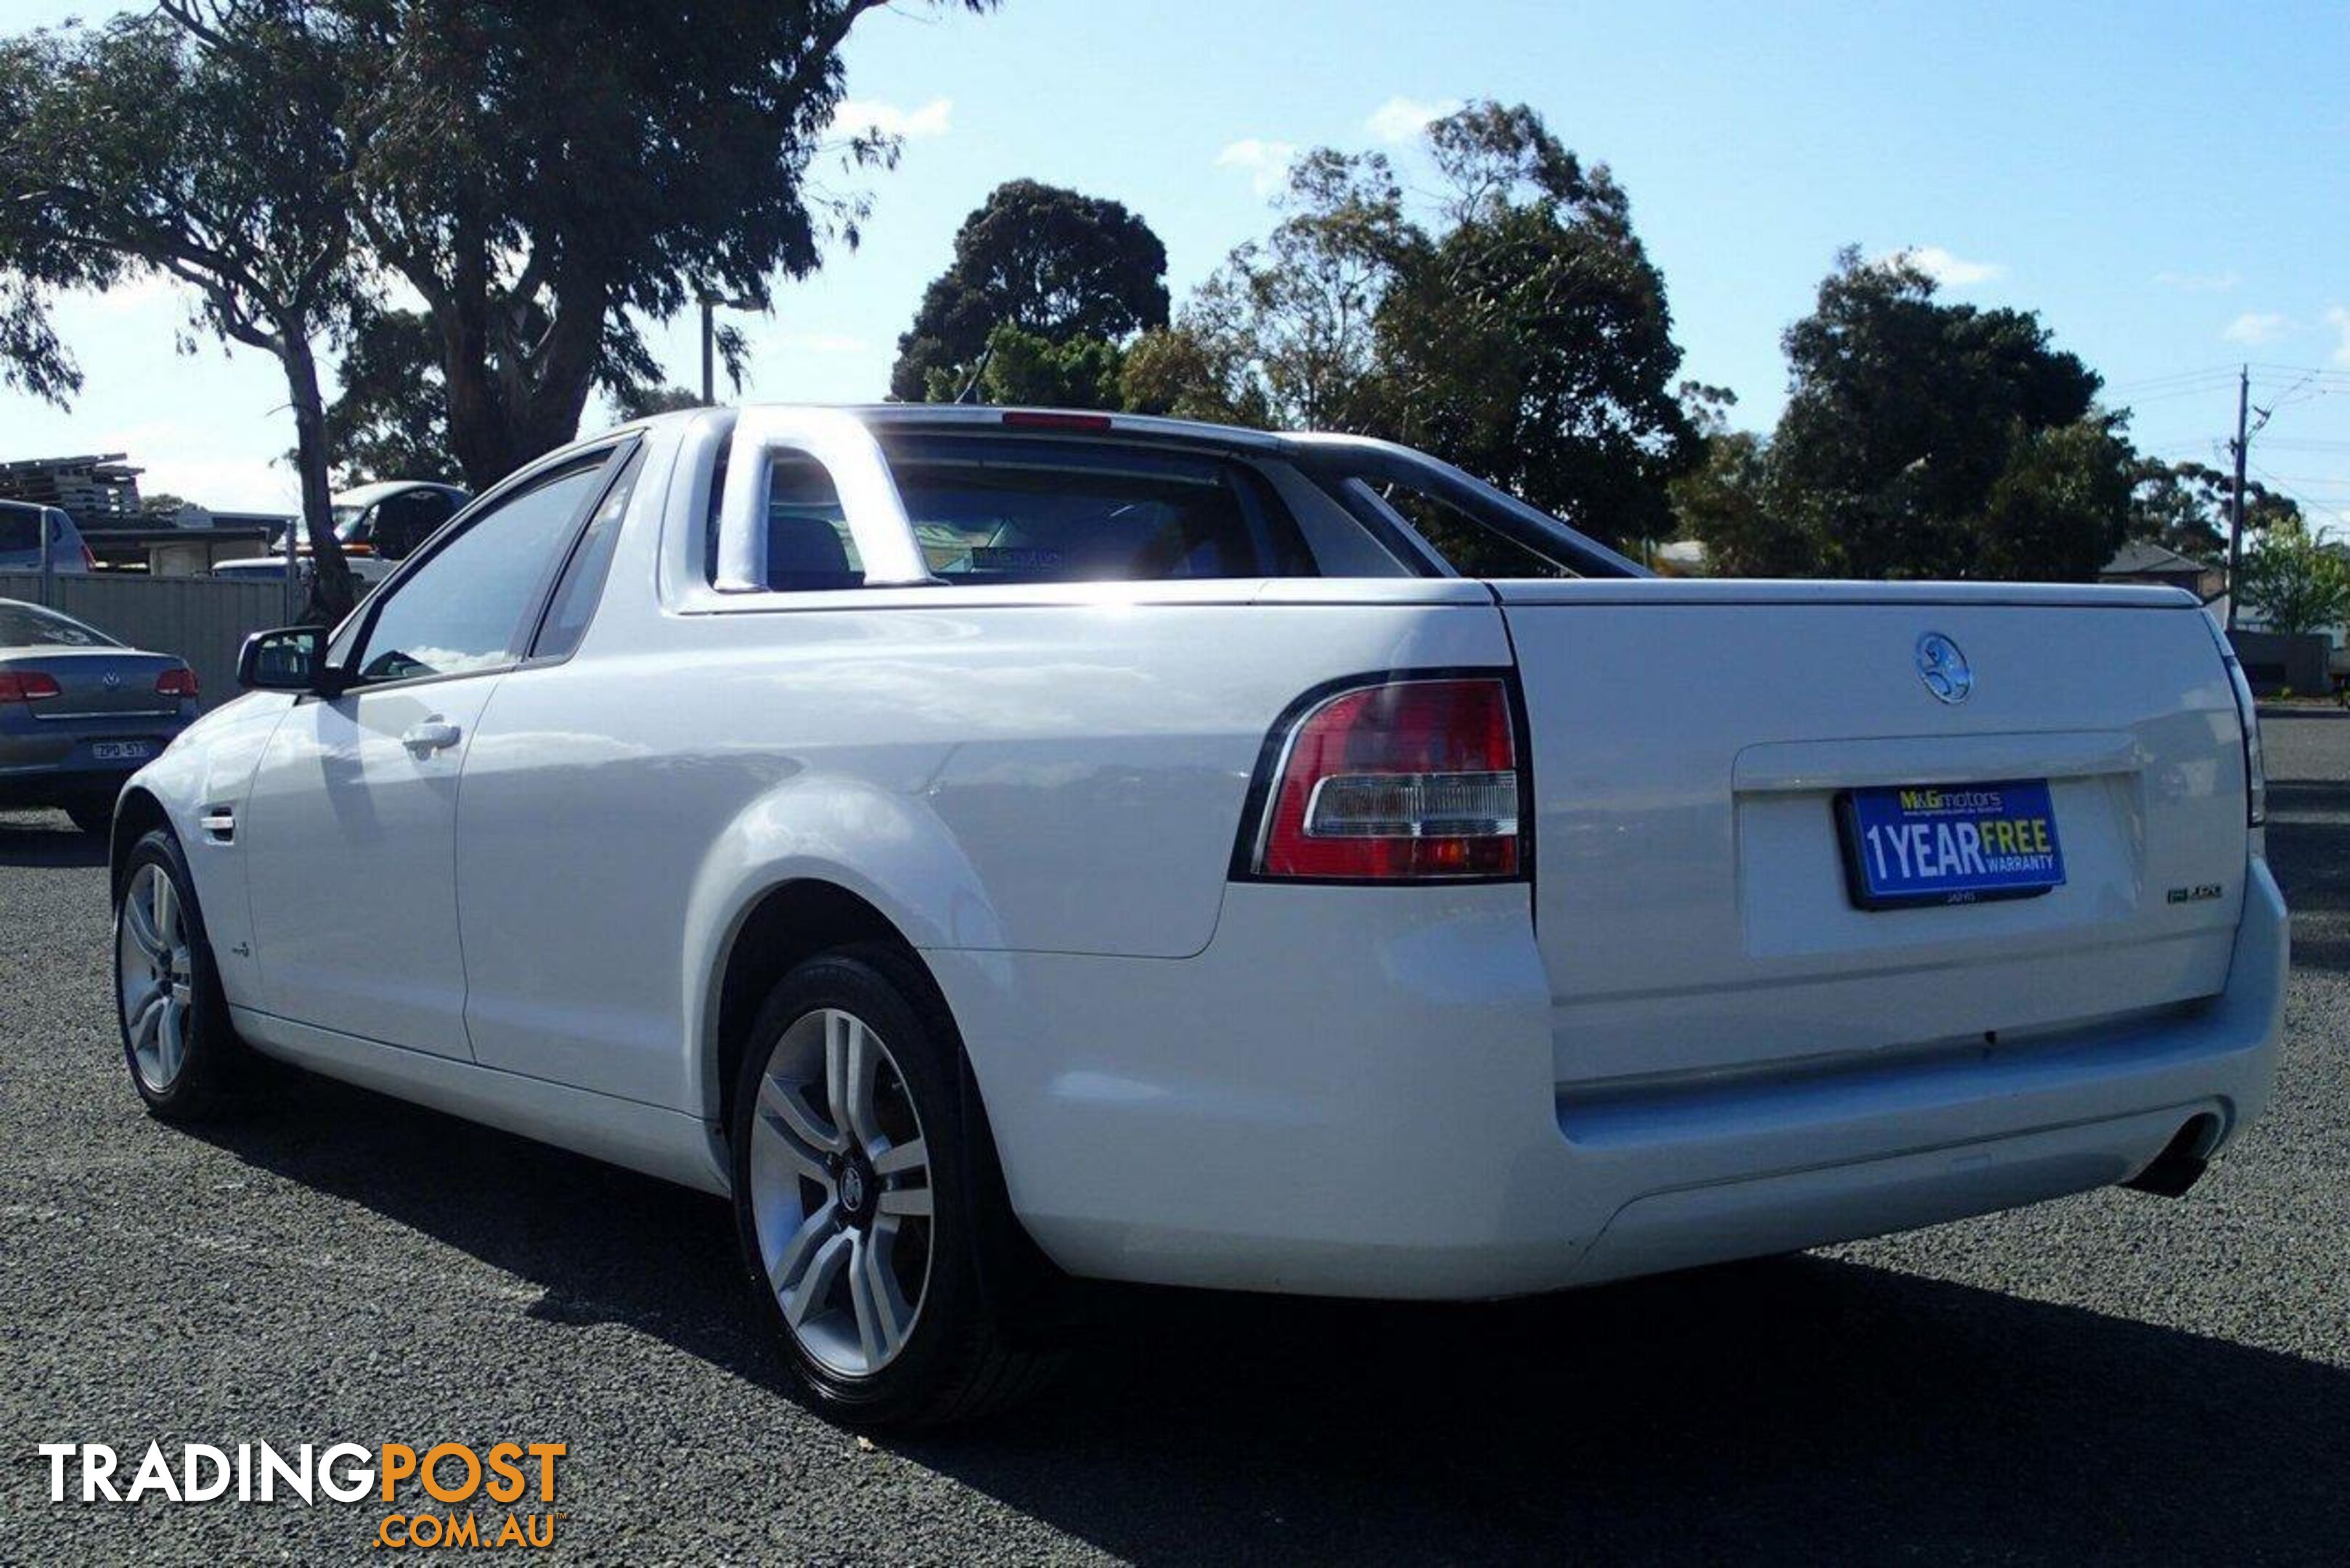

left=114, top=828, right=245, bottom=1121
left=65, top=802, right=111, bottom=836
left=730, top=946, right=1056, bottom=1427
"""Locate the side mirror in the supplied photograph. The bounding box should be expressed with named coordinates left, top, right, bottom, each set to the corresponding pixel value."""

left=237, top=625, right=335, bottom=693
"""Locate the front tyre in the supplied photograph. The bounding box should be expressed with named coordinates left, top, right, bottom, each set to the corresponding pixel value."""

left=114, top=828, right=242, bottom=1120
left=730, top=947, right=1050, bottom=1427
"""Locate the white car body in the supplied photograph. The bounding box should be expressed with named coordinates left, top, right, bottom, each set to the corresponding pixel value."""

left=117, top=405, right=2284, bottom=1302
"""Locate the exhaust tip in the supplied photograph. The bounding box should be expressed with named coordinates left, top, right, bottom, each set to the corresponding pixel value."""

left=2124, top=1114, right=2222, bottom=1199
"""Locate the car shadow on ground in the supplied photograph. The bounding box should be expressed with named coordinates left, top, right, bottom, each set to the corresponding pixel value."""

left=183, top=1069, right=2349, bottom=1562
left=0, top=810, right=107, bottom=870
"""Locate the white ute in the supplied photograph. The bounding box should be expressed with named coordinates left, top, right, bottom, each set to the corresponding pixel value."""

left=109, top=405, right=2285, bottom=1425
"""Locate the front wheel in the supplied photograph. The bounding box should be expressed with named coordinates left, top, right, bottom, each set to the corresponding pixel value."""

left=114, top=828, right=243, bottom=1119
left=730, top=947, right=1054, bottom=1427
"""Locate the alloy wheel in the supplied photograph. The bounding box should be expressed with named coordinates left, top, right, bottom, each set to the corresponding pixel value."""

left=118, top=862, right=194, bottom=1092
left=747, top=1007, right=936, bottom=1378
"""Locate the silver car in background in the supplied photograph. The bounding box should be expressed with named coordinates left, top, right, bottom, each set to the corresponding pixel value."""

left=0, top=599, right=197, bottom=833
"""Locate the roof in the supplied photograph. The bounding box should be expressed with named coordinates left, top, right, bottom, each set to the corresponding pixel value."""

left=2104, top=540, right=2212, bottom=577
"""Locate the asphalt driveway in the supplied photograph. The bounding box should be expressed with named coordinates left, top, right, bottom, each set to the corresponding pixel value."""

left=1, top=712, right=2344, bottom=1563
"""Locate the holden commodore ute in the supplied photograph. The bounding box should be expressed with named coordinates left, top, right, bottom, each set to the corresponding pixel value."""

left=104, top=405, right=2285, bottom=1424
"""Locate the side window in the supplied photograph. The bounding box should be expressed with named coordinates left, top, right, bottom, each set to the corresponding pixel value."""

left=378, top=491, right=455, bottom=560
left=1376, top=481, right=1572, bottom=579
left=762, top=454, right=862, bottom=589
left=701, top=449, right=863, bottom=591
left=350, top=460, right=609, bottom=685
left=532, top=448, right=645, bottom=661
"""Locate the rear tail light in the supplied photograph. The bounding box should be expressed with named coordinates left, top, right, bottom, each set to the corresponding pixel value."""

left=0, top=671, right=62, bottom=703
left=1241, top=675, right=1525, bottom=881
left=1000, top=410, right=1114, bottom=433
left=80, top=543, right=97, bottom=571
left=155, top=666, right=199, bottom=700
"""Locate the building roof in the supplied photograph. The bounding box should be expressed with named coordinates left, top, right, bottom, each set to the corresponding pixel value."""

left=2102, top=540, right=2213, bottom=577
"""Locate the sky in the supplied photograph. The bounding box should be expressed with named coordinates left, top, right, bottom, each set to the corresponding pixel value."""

left=3, top=0, right=2348, bottom=536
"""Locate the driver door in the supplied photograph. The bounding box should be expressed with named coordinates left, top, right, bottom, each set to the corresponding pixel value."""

left=239, top=453, right=620, bottom=1055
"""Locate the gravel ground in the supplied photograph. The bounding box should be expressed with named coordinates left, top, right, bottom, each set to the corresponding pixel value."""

left=1, top=713, right=2344, bottom=1564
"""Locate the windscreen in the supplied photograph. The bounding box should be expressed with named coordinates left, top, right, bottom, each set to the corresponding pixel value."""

left=0, top=602, right=118, bottom=648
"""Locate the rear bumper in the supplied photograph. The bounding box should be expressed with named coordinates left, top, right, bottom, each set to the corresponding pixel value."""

left=0, top=719, right=188, bottom=807
left=934, top=860, right=2286, bottom=1300
left=0, top=764, right=140, bottom=808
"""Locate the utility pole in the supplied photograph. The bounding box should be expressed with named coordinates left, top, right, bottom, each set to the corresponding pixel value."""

left=2226, top=364, right=2249, bottom=630
left=700, top=298, right=715, bottom=407
left=2218, top=367, right=2274, bottom=629
left=698, top=293, right=760, bottom=406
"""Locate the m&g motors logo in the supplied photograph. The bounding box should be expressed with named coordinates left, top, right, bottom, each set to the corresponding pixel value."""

left=38, top=1440, right=566, bottom=1550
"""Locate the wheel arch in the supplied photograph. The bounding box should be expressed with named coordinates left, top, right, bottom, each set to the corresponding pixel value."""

left=109, top=786, right=172, bottom=901
left=703, top=877, right=934, bottom=1138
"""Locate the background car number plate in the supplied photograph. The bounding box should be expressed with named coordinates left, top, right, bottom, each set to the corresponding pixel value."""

left=1837, top=779, right=2065, bottom=909
left=91, top=742, right=152, bottom=761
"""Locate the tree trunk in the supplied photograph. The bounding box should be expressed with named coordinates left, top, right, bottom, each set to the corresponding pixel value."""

left=435, top=274, right=611, bottom=491
left=280, top=330, right=358, bottom=626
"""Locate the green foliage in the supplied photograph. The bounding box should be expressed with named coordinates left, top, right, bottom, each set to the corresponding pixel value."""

left=892, top=179, right=1169, bottom=403
left=926, top=323, right=1125, bottom=409
left=2126, top=459, right=2298, bottom=564
left=1975, top=418, right=2136, bottom=583
left=610, top=383, right=707, bottom=420
left=2239, top=523, right=2350, bottom=637
left=1132, top=102, right=1696, bottom=554
left=0, top=2, right=361, bottom=617
left=1671, top=430, right=1816, bottom=576
left=319, top=302, right=714, bottom=482
left=1676, top=249, right=2138, bottom=583
left=322, top=304, right=461, bottom=486
left=348, top=0, right=997, bottom=483
left=1770, top=248, right=2110, bottom=580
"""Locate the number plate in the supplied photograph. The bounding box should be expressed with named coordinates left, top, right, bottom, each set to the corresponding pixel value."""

left=91, top=741, right=153, bottom=762
left=1837, top=779, right=2065, bottom=910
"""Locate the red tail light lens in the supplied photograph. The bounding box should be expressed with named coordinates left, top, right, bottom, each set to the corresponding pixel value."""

left=1248, top=676, right=1524, bottom=881
left=80, top=544, right=98, bottom=571
left=155, top=666, right=199, bottom=700
left=0, top=671, right=63, bottom=703
left=1000, top=410, right=1114, bottom=433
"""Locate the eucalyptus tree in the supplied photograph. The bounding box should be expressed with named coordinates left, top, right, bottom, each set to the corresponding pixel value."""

left=343, top=0, right=997, bottom=485
left=0, top=1, right=362, bottom=616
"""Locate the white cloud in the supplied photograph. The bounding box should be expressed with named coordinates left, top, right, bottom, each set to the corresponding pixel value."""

left=1366, top=94, right=1458, bottom=144
left=2154, top=269, right=2240, bottom=293
left=831, top=96, right=952, bottom=140
left=2327, top=306, right=2350, bottom=367
left=1216, top=137, right=1297, bottom=197
left=2222, top=311, right=2289, bottom=346
left=1888, top=245, right=2005, bottom=287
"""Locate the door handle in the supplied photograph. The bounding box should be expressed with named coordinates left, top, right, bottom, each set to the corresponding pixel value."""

left=401, top=719, right=462, bottom=758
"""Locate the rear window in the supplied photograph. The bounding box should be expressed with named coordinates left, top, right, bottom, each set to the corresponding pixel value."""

left=0, top=602, right=118, bottom=648
left=0, top=511, right=42, bottom=553
left=738, top=436, right=1318, bottom=591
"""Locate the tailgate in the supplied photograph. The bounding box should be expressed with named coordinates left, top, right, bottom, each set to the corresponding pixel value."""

left=1495, top=581, right=2248, bottom=1087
